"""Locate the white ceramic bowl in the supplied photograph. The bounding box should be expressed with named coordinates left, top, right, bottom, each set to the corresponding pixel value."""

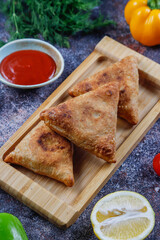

left=0, top=39, right=64, bottom=89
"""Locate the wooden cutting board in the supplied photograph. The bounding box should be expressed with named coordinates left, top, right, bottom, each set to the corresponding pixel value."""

left=0, top=36, right=160, bottom=228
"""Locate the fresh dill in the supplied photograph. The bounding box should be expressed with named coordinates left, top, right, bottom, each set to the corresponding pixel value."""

left=0, top=0, right=115, bottom=47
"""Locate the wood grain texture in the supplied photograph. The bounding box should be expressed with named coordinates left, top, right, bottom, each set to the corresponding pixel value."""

left=0, top=36, right=159, bottom=228
left=96, top=37, right=160, bottom=89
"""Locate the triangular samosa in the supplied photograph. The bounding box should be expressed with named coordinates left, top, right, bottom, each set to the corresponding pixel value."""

left=69, top=56, right=139, bottom=125
left=40, top=82, right=119, bottom=163
left=4, top=122, right=74, bottom=187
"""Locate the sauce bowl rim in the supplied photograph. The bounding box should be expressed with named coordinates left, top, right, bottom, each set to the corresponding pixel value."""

left=0, top=38, right=64, bottom=89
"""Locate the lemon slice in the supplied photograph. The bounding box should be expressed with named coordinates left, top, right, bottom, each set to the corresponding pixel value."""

left=91, top=191, right=155, bottom=240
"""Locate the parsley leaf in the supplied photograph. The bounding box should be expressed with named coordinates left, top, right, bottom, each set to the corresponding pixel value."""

left=0, top=0, right=115, bottom=47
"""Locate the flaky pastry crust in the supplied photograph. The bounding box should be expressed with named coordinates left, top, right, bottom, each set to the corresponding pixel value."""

left=40, top=82, right=119, bottom=163
left=4, top=122, right=74, bottom=187
left=69, top=56, right=139, bottom=125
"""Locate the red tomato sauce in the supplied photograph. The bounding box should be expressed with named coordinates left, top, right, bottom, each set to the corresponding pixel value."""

left=0, top=50, right=56, bottom=85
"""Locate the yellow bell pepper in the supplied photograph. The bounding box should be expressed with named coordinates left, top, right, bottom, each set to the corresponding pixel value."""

left=124, top=0, right=160, bottom=46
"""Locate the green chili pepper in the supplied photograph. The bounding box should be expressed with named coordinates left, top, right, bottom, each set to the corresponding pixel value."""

left=0, top=213, right=28, bottom=240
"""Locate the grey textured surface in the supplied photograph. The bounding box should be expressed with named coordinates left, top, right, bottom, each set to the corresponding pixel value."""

left=0, top=1, right=160, bottom=239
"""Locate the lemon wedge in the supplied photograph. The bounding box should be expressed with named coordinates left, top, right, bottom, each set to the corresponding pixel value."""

left=91, top=191, right=155, bottom=240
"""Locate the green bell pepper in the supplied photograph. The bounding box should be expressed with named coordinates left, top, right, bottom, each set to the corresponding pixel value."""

left=0, top=213, right=28, bottom=240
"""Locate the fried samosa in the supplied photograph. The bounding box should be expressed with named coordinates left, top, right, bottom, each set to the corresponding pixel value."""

left=4, top=122, right=74, bottom=187
left=69, top=56, right=139, bottom=125
left=40, top=82, right=119, bottom=163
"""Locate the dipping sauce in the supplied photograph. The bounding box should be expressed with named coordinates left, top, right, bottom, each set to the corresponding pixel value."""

left=0, top=50, right=56, bottom=85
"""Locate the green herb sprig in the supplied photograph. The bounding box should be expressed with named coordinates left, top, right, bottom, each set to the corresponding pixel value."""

left=0, top=0, right=115, bottom=47
left=148, top=0, right=160, bottom=9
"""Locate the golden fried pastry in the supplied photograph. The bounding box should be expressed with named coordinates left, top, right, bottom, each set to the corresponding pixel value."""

left=40, top=82, right=119, bottom=163
left=69, top=56, right=139, bottom=125
left=4, top=122, right=74, bottom=187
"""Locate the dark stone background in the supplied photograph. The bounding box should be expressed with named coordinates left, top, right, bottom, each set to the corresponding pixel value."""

left=0, top=1, right=160, bottom=239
